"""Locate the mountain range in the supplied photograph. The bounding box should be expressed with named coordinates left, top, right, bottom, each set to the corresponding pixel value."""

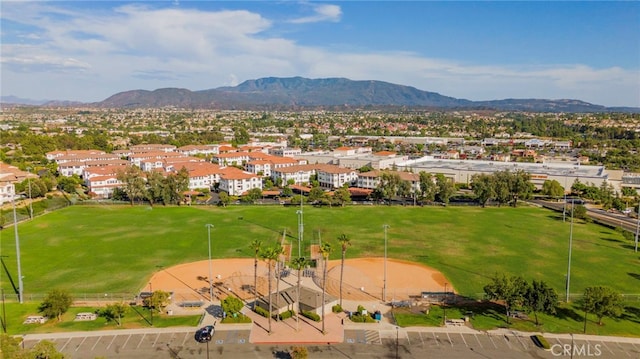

left=3, top=77, right=638, bottom=112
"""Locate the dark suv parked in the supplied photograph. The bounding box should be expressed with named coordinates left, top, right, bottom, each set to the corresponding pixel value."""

left=194, top=324, right=215, bottom=343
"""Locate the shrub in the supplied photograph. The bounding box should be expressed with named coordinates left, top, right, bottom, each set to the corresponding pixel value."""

left=302, top=311, right=320, bottom=322
left=350, top=313, right=376, bottom=323
left=279, top=310, right=295, bottom=320
left=332, top=304, right=343, bottom=313
left=290, top=346, right=308, bottom=359
left=221, top=314, right=252, bottom=324
left=531, top=334, right=550, bottom=349
left=357, top=305, right=366, bottom=314
left=254, top=306, right=269, bottom=318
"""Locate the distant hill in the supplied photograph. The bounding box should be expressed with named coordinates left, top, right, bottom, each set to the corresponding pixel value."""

left=4, top=77, right=639, bottom=112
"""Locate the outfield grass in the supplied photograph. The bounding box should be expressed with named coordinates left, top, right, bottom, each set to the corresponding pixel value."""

left=1, top=204, right=638, bottom=300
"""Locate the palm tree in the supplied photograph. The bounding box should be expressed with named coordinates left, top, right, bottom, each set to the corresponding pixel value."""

left=249, top=239, right=262, bottom=310
left=290, top=256, right=307, bottom=331
left=319, top=242, right=333, bottom=334
left=260, top=246, right=279, bottom=333
left=337, top=234, right=351, bottom=308
left=273, top=243, right=284, bottom=321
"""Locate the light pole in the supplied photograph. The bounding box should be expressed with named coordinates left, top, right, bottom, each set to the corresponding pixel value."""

left=26, top=167, right=33, bottom=220
left=634, top=204, right=639, bottom=253
left=296, top=211, right=302, bottom=258
left=443, top=282, right=448, bottom=325
left=12, top=198, right=24, bottom=304
left=383, top=224, right=389, bottom=302
left=565, top=202, right=574, bottom=302
left=206, top=224, right=214, bottom=301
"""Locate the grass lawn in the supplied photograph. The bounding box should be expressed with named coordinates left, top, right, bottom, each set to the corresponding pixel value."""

left=3, top=302, right=201, bottom=335
left=393, top=301, right=640, bottom=337
left=1, top=204, right=639, bottom=336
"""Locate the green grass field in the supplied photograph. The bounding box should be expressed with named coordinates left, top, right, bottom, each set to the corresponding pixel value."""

left=1, top=204, right=639, bottom=300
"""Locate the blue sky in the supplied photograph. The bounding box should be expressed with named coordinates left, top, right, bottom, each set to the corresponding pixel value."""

left=1, top=1, right=639, bottom=107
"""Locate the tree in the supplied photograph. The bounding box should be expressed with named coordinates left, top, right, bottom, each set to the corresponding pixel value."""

left=509, top=169, right=534, bottom=207
left=143, top=290, right=171, bottom=314
left=581, top=286, right=623, bottom=330
left=249, top=239, right=262, bottom=310
left=290, top=346, right=308, bottom=359
left=308, top=186, right=326, bottom=203
left=418, top=171, right=436, bottom=203
left=117, top=165, right=145, bottom=205
left=572, top=204, right=588, bottom=220
left=541, top=179, right=564, bottom=200
left=337, top=234, right=351, bottom=307
left=332, top=185, right=352, bottom=207
left=435, top=173, right=456, bottom=204
left=377, top=172, right=401, bottom=204
left=221, top=295, right=244, bottom=316
left=523, top=280, right=558, bottom=326
left=483, top=274, right=528, bottom=324
left=218, top=191, right=232, bottom=207
left=290, top=256, right=307, bottom=328
left=39, top=289, right=73, bottom=321
left=243, top=187, right=263, bottom=203
left=319, top=242, right=333, bottom=333
left=260, top=246, right=280, bottom=333
left=471, top=173, right=495, bottom=207
left=101, top=302, right=128, bottom=326
left=144, top=170, right=165, bottom=207
left=493, top=171, right=512, bottom=206
left=30, top=340, right=66, bottom=359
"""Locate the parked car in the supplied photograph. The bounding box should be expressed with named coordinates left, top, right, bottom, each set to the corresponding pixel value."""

left=194, top=324, right=215, bottom=343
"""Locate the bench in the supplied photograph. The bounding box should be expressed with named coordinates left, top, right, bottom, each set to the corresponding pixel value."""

left=23, top=315, right=47, bottom=324
left=74, top=312, right=97, bottom=321
left=179, top=301, right=204, bottom=308
left=446, top=319, right=465, bottom=326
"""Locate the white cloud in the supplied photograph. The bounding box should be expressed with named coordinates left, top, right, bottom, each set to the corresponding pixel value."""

left=289, top=4, right=342, bottom=24
left=0, top=3, right=637, bottom=107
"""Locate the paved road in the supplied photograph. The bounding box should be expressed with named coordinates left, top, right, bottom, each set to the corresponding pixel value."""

left=21, top=326, right=640, bottom=358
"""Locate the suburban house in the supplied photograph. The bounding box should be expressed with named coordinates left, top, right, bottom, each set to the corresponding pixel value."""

left=218, top=167, right=263, bottom=196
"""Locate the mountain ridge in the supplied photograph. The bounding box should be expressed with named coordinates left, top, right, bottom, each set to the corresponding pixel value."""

left=4, top=77, right=638, bottom=112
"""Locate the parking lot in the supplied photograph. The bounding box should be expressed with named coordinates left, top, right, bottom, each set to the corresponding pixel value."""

left=21, top=327, right=640, bottom=358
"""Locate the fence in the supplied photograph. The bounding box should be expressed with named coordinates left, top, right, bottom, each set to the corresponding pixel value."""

left=1, top=292, right=138, bottom=304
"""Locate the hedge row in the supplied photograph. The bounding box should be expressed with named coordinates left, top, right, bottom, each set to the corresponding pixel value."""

left=302, top=311, right=321, bottom=322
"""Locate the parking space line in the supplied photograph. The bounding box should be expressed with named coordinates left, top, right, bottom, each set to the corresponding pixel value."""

left=151, top=333, right=160, bottom=347
left=513, top=334, right=527, bottom=350
left=136, top=334, right=146, bottom=349
left=75, top=337, right=88, bottom=352
left=122, top=334, right=132, bottom=349
left=502, top=335, right=512, bottom=349
left=473, top=334, right=483, bottom=349
left=106, top=336, right=117, bottom=350
left=59, top=338, right=71, bottom=352
left=631, top=342, right=640, bottom=352
left=459, top=333, right=468, bottom=347
left=615, top=342, right=632, bottom=357
left=91, top=336, right=102, bottom=351
left=600, top=341, right=615, bottom=355
left=181, top=332, right=189, bottom=346
left=418, top=332, right=425, bottom=346
left=405, top=332, right=410, bottom=346
left=432, top=332, right=440, bottom=346
left=487, top=335, right=498, bottom=349
left=445, top=332, right=453, bottom=347
left=554, top=338, right=563, bottom=345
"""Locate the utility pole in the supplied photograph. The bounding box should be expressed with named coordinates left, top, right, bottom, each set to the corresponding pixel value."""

left=383, top=224, right=389, bottom=302
left=566, top=202, right=574, bottom=302
left=12, top=199, right=24, bottom=304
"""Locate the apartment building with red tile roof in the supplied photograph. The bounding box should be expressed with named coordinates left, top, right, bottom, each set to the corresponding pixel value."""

left=218, top=167, right=262, bottom=196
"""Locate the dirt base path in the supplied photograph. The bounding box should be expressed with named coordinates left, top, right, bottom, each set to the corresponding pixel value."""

left=149, top=257, right=452, bottom=303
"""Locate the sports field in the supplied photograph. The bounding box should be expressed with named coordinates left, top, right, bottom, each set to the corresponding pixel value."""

left=0, top=204, right=638, bottom=299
